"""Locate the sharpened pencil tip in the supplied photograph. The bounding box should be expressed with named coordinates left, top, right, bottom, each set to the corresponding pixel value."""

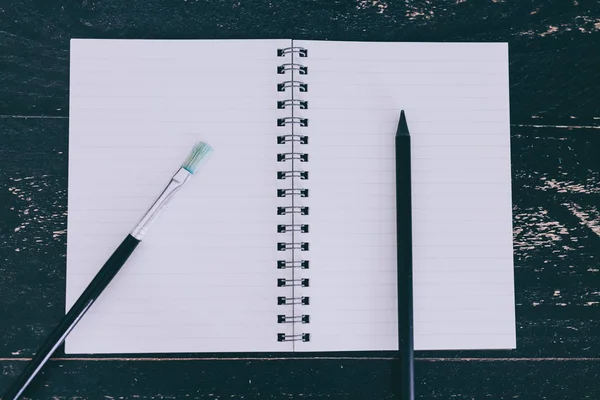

left=396, top=110, right=410, bottom=137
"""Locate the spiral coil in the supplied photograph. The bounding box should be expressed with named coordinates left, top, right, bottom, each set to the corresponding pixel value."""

left=277, top=81, right=308, bottom=92
left=277, top=117, right=308, bottom=127
left=277, top=188, right=309, bottom=198
left=277, top=333, right=311, bottom=342
left=277, top=242, right=309, bottom=251
left=278, top=315, right=310, bottom=323
left=278, top=153, right=308, bottom=162
left=278, top=224, right=309, bottom=233
left=277, top=206, right=309, bottom=215
left=277, top=171, right=308, bottom=180
left=277, top=260, right=309, bottom=269
left=277, top=135, right=308, bottom=144
left=277, top=47, right=308, bottom=57
left=277, top=100, right=308, bottom=110
left=277, top=63, right=308, bottom=75
left=277, top=46, right=310, bottom=343
left=278, top=296, right=310, bottom=305
left=277, top=278, right=310, bottom=287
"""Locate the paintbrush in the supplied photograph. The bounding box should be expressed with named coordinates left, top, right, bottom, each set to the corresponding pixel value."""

left=2, top=142, right=213, bottom=400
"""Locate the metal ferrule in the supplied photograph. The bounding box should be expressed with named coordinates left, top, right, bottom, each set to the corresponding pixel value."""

left=130, top=167, right=191, bottom=240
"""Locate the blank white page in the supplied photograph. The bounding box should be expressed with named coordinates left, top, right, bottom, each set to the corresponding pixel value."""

left=66, top=39, right=294, bottom=353
left=294, top=41, right=515, bottom=351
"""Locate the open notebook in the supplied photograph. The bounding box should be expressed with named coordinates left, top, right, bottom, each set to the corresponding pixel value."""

left=66, top=39, right=516, bottom=353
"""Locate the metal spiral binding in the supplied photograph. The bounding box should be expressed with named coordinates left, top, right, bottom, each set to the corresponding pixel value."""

left=277, top=117, right=308, bottom=127
left=277, top=206, right=308, bottom=215
left=277, top=171, right=308, bottom=180
left=277, top=63, right=307, bottom=74
left=278, top=296, right=310, bottom=305
left=277, top=188, right=309, bottom=197
left=277, top=47, right=308, bottom=57
left=277, top=46, right=310, bottom=344
left=277, top=81, right=308, bottom=92
left=278, top=153, right=308, bottom=162
left=278, top=315, right=310, bottom=323
left=278, top=224, right=309, bottom=233
left=277, top=135, right=308, bottom=144
left=277, top=333, right=311, bottom=342
left=277, top=242, right=309, bottom=251
left=278, top=278, right=310, bottom=287
left=277, top=260, right=309, bottom=269
left=277, top=100, right=308, bottom=109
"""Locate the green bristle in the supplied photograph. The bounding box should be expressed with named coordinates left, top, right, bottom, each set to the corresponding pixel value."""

left=182, top=142, right=213, bottom=174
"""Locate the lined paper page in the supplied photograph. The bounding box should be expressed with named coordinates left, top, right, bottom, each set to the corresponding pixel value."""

left=66, top=39, right=292, bottom=353
left=294, top=41, right=515, bottom=351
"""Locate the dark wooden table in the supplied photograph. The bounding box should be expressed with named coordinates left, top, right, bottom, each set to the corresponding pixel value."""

left=1, top=1, right=599, bottom=399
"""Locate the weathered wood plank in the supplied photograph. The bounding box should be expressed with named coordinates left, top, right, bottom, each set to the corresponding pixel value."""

left=0, top=1, right=600, bottom=122
left=1, top=358, right=599, bottom=399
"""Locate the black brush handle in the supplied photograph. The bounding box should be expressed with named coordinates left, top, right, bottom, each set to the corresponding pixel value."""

left=2, top=234, right=140, bottom=400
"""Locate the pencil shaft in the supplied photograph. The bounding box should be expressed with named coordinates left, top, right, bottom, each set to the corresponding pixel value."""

left=396, top=133, right=414, bottom=400
left=2, top=234, right=140, bottom=400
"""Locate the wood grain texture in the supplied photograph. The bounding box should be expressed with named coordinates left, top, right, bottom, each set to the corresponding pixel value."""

left=1, top=0, right=599, bottom=398
left=1, top=1, right=600, bottom=123
left=1, top=359, right=600, bottom=400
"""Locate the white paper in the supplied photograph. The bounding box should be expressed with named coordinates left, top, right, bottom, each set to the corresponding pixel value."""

left=66, top=39, right=294, bottom=353
left=67, top=39, right=515, bottom=354
left=292, top=40, right=515, bottom=351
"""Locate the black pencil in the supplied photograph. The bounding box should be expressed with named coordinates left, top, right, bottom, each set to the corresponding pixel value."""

left=396, top=110, right=414, bottom=400
left=2, top=142, right=213, bottom=400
